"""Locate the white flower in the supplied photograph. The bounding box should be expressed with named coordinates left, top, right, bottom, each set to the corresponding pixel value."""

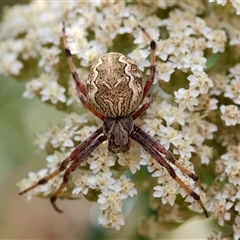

left=188, top=71, right=213, bottom=94
left=23, top=78, right=43, bottom=99
left=155, top=61, right=175, bottom=82
left=153, top=182, right=178, bottom=206
left=156, top=39, right=175, bottom=61
left=220, top=105, right=240, bottom=126
left=98, top=190, right=123, bottom=212
left=197, top=94, right=218, bottom=111
left=117, top=144, right=141, bottom=174
left=225, top=80, right=240, bottom=104
left=225, top=161, right=240, bottom=186
left=174, top=88, right=199, bottom=111
left=87, top=171, right=115, bottom=192
left=38, top=46, right=61, bottom=72
left=171, top=134, right=195, bottom=158
left=195, top=145, right=213, bottom=165
left=98, top=210, right=125, bottom=230
left=50, top=127, right=74, bottom=151
left=209, top=195, right=234, bottom=226
left=114, top=175, right=137, bottom=198
left=210, top=73, right=228, bottom=95
left=128, top=48, right=150, bottom=71
left=87, top=153, right=115, bottom=174
left=80, top=44, right=105, bottom=67
left=72, top=173, right=89, bottom=195
left=181, top=52, right=206, bottom=72
left=205, top=29, right=227, bottom=53
left=40, top=81, right=67, bottom=104
left=161, top=101, right=190, bottom=126
left=64, top=24, right=88, bottom=55
left=0, top=51, right=23, bottom=75
left=74, top=125, right=98, bottom=142
left=63, top=112, right=89, bottom=131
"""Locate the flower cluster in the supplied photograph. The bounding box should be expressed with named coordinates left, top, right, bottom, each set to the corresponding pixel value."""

left=1, top=0, right=240, bottom=238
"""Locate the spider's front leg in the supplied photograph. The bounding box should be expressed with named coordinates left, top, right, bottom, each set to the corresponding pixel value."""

left=19, top=127, right=107, bottom=212
left=130, top=125, right=208, bottom=218
left=62, top=21, right=104, bottom=120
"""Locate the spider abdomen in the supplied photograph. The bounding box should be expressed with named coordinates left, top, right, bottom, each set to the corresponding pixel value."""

left=87, top=52, right=143, bottom=118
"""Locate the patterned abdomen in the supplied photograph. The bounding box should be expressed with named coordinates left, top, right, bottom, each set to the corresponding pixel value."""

left=87, top=52, right=143, bottom=118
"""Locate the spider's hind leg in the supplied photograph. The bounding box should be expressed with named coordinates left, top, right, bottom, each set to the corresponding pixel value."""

left=164, top=151, right=204, bottom=191
left=130, top=125, right=208, bottom=218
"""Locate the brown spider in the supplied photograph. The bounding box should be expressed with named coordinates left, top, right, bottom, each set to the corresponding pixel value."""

left=20, top=22, right=208, bottom=218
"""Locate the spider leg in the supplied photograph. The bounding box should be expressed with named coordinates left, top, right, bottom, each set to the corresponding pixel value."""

left=51, top=131, right=107, bottom=212
left=130, top=125, right=208, bottom=218
left=19, top=127, right=106, bottom=197
left=62, top=21, right=104, bottom=120
left=163, top=151, right=204, bottom=191
left=130, top=124, right=204, bottom=190
left=138, top=25, right=156, bottom=102
left=132, top=93, right=156, bottom=120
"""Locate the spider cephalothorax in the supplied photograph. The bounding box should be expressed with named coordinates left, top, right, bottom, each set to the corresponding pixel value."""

left=19, top=22, right=208, bottom=218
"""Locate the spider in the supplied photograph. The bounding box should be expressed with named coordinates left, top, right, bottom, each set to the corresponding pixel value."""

left=20, top=22, right=208, bottom=218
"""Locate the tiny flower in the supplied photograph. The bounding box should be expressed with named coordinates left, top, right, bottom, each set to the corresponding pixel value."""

left=117, top=144, right=141, bottom=174
left=188, top=71, right=213, bottom=94
left=98, top=190, right=123, bottom=212
left=209, top=194, right=234, bottom=226
left=87, top=151, right=115, bottom=174
left=23, top=78, right=43, bottom=99
left=114, top=175, right=137, bottom=198
left=225, top=161, right=240, bottom=186
left=220, top=105, right=240, bottom=126
left=153, top=182, right=178, bottom=206
left=174, top=88, right=199, bottom=111
left=225, top=79, right=240, bottom=104
left=128, top=48, right=150, bottom=71
left=171, top=134, right=195, bottom=158
left=98, top=210, right=125, bottom=230
left=0, top=51, right=23, bottom=75
left=196, top=145, right=213, bottom=165
left=72, top=173, right=89, bottom=195
left=205, top=29, right=227, bottom=53
left=87, top=171, right=115, bottom=192
left=40, top=81, right=67, bottom=104
left=38, top=46, right=61, bottom=72
left=181, top=52, right=206, bottom=72
left=80, top=44, right=106, bottom=67
left=50, top=127, right=74, bottom=151
left=155, top=61, right=175, bottom=82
